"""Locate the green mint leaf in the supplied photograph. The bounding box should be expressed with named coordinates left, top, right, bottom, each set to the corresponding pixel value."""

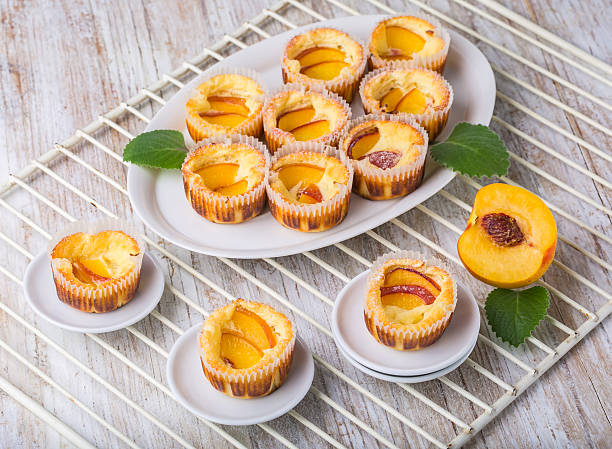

left=123, top=130, right=187, bottom=169
left=430, top=122, right=510, bottom=177
left=485, top=286, right=549, bottom=347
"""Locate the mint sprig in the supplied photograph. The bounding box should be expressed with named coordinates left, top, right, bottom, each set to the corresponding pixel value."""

left=484, top=286, right=550, bottom=347
left=430, top=122, right=510, bottom=178
left=123, top=130, right=187, bottom=169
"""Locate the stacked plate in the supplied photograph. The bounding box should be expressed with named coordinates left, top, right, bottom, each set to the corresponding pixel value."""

left=331, top=271, right=480, bottom=383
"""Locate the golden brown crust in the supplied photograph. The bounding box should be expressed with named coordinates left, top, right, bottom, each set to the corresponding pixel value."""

left=200, top=299, right=295, bottom=399
left=363, top=251, right=457, bottom=351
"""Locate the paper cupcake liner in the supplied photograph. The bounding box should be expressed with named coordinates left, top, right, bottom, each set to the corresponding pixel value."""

left=263, top=84, right=352, bottom=154
left=359, top=68, right=453, bottom=141
left=339, top=113, right=429, bottom=200
left=185, top=67, right=268, bottom=143
left=266, top=142, right=354, bottom=232
left=182, top=134, right=270, bottom=224
left=364, top=250, right=457, bottom=351
left=368, top=14, right=451, bottom=74
left=281, top=27, right=368, bottom=102
left=49, top=218, right=145, bottom=313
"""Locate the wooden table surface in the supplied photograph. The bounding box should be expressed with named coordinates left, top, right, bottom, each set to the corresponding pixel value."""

left=0, top=0, right=610, bottom=448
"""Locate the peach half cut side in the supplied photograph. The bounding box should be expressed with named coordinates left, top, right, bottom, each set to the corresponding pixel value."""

left=457, top=183, right=557, bottom=289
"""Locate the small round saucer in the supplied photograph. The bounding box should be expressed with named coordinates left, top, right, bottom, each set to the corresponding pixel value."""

left=332, top=270, right=480, bottom=376
left=336, top=335, right=476, bottom=383
left=23, top=251, right=164, bottom=333
left=166, top=323, right=314, bottom=425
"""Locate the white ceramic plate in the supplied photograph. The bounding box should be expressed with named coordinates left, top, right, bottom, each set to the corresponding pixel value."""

left=336, top=335, right=476, bottom=383
left=23, top=251, right=165, bottom=333
left=127, top=14, right=495, bottom=259
left=166, top=324, right=314, bottom=425
left=332, top=270, right=480, bottom=376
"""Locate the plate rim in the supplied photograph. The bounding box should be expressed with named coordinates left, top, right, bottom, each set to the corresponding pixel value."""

left=127, top=14, right=495, bottom=259
left=23, top=251, right=164, bottom=333
left=166, top=323, right=315, bottom=425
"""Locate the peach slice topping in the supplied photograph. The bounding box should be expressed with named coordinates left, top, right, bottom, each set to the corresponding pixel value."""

left=72, top=260, right=111, bottom=285
left=220, top=307, right=276, bottom=369
left=199, top=111, right=248, bottom=128
left=395, top=88, right=428, bottom=114
left=347, top=129, right=380, bottom=160
left=195, top=163, right=249, bottom=196
left=297, top=183, right=323, bottom=204
left=301, top=61, right=349, bottom=81
left=380, top=267, right=440, bottom=310
left=207, top=96, right=250, bottom=116
left=215, top=179, right=249, bottom=196
left=290, top=119, right=330, bottom=141
left=380, top=88, right=404, bottom=113
left=277, top=107, right=316, bottom=132
left=296, top=47, right=348, bottom=81
left=384, top=26, right=426, bottom=59
left=278, top=163, right=325, bottom=190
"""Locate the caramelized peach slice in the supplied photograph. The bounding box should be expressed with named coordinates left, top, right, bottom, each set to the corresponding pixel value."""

left=295, top=47, right=346, bottom=67
left=381, top=284, right=436, bottom=305
left=384, top=267, right=441, bottom=293
left=277, top=107, right=316, bottom=132
left=297, top=183, right=323, bottom=204
left=200, top=111, right=248, bottom=128
left=278, top=163, right=325, bottom=190
left=290, top=119, right=330, bottom=141
left=220, top=330, right=263, bottom=369
left=232, top=307, right=276, bottom=350
left=79, top=257, right=113, bottom=279
left=347, top=129, right=380, bottom=160
left=207, top=96, right=250, bottom=116
left=457, top=183, right=557, bottom=288
left=395, top=88, right=428, bottom=114
left=72, top=261, right=110, bottom=284
left=385, top=26, right=426, bottom=58
left=215, top=179, right=248, bottom=196
left=195, top=163, right=239, bottom=190
left=380, top=87, right=404, bottom=112
left=301, top=61, right=349, bottom=81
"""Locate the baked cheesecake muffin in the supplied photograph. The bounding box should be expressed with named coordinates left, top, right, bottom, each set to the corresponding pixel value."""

left=200, top=299, right=295, bottom=398
left=266, top=142, right=353, bottom=232
left=263, top=85, right=351, bottom=154
left=364, top=251, right=456, bottom=350
left=182, top=134, right=269, bottom=224
left=50, top=223, right=143, bottom=313
left=359, top=67, right=453, bottom=141
left=281, top=27, right=367, bottom=102
left=185, top=69, right=266, bottom=142
left=339, top=114, right=428, bottom=200
left=368, top=15, right=450, bottom=73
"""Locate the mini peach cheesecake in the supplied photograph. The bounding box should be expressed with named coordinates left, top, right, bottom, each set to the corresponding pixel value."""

left=185, top=72, right=265, bottom=142
left=266, top=143, right=353, bottom=232
left=282, top=27, right=367, bottom=101
left=200, top=299, right=295, bottom=398
left=50, top=230, right=143, bottom=313
left=263, top=86, right=350, bottom=154
left=368, top=15, right=450, bottom=73
left=182, top=135, right=269, bottom=224
left=360, top=68, right=452, bottom=141
left=364, top=251, right=456, bottom=351
left=340, top=114, right=428, bottom=200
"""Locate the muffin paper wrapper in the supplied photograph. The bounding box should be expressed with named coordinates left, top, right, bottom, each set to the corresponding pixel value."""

left=368, top=14, right=451, bottom=74
left=49, top=218, right=145, bottom=313
left=182, top=134, right=270, bottom=224
left=359, top=68, right=453, bottom=141
left=339, top=113, right=429, bottom=200
left=185, top=67, right=267, bottom=143
left=364, top=250, right=457, bottom=351
left=266, top=142, right=354, bottom=232
left=201, top=333, right=296, bottom=399
left=263, top=83, right=352, bottom=154
left=281, top=27, right=369, bottom=102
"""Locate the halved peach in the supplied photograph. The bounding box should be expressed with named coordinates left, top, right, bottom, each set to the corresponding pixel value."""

left=380, top=87, right=404, bottom=112
left=296, top=47, right=346, bottom=67
left=395, top=88, right=427, bottom=114
left=195, top=163, right=239, bottom=190
left=232, top=307, right=276, bottom=350
left=347, top=129, right=380, bottom=160
left=278, top=163, right=325, bottom=190
left=215, top=179, right=248, bottom=196
left=290, top=119, right=330, bottom=141
left=385, top=26, right=426, bottom=58
left=457, top=183, right=557, bottom=288
left=220, top=330, right=263, bottom=369
left=199, top=111, right=248, bottom=128
left=297, top=183, right=323, bottom=204
left=301, top=61, right=349, bottom=80
left=207, top=96, right=250, bottom=116
left=277, top=107, right=316, bottom=132
left=384, top=267, right=440, bottom=293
